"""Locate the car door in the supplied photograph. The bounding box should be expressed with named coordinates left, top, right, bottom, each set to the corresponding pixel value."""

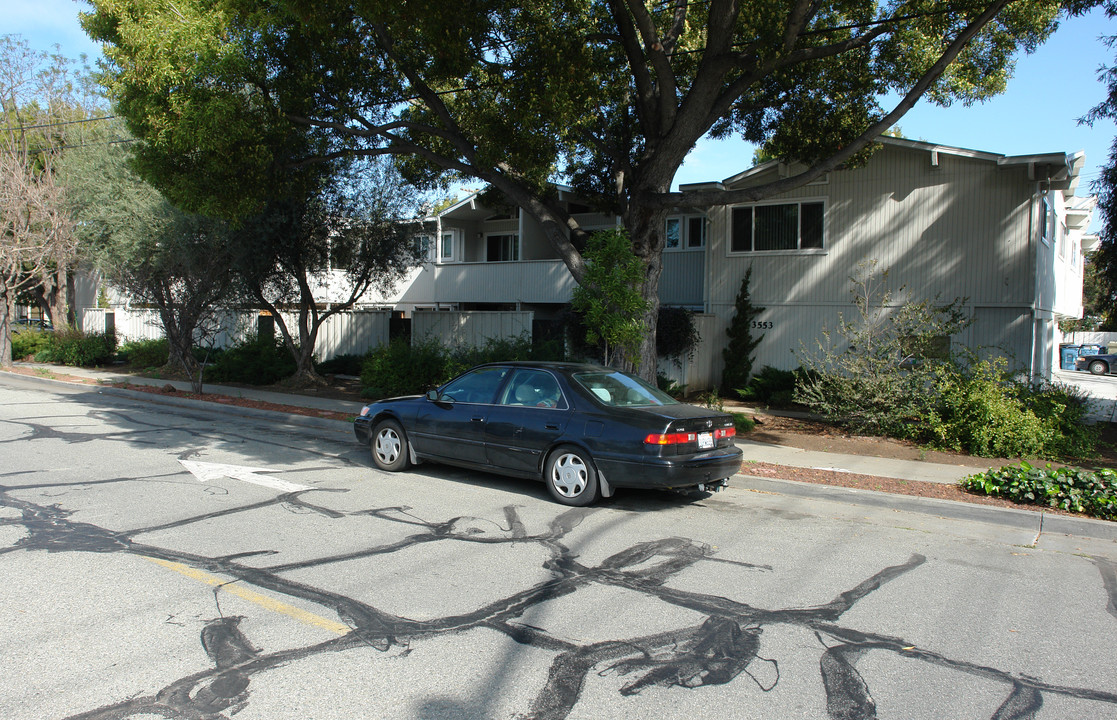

left=485, top=368, right=570, bottom=474
left=413, top=366, right=510, bottom=464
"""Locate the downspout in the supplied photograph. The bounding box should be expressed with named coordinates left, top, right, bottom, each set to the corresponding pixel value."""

left=435, top=213, right=443, bottom=311
left=1029, top=182, right=1040, bottom=380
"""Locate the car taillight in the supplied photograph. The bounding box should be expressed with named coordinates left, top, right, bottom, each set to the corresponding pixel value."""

left=644, top=427, right=735, bottom=445
left=644, top=432, right=697, bottom=445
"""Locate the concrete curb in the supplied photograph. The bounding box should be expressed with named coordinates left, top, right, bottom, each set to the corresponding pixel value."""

left=4, top=370, right=354, bottom=440
left=97, top=385, right=355, bottom=437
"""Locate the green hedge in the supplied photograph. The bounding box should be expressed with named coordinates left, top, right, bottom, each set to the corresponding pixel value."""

left=205, top=335, right=297, bottom=385
left=961, top=462, right=1117, bottom=520
left=29, top=328, right=118, bottom=367
left=359, top=334, right=565, bottom=399
left=11, top=328, right=53, bottom=360
left=119, top=338, right=169, bottom=368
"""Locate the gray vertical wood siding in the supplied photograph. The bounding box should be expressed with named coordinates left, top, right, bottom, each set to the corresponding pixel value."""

left=703, top=144, right=1043, bottom=379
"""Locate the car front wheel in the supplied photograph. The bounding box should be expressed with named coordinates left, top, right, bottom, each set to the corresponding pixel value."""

left=371, top=419, right=410, bottom=472
left=1090, top=360, right=1109, bottom=376
left=544, top=446, right=599, bottom=506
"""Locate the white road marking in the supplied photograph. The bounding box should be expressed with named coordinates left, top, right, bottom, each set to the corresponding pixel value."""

left=179, top=460, right=312, bottom=493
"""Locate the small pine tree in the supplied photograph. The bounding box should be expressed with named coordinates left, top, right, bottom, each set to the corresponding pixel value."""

left=722, top=267, right=765, bottom=393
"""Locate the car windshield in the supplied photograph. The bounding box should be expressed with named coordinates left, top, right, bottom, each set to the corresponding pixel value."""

left=572, top=370, right=678, bottom=407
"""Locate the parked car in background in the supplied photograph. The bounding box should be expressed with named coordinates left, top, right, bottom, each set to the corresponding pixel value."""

left=1076, top=352, right=1117, bottom=375
left=11, top=318, right=52, bottom=333
left=353, top=361, right=743, bottom=506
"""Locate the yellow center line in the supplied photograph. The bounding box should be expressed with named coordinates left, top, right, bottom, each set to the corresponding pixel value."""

left=143, top=556, right=351, bottom=636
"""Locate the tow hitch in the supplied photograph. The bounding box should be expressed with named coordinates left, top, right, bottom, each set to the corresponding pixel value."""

left=696, top=478, right=729, bottom=493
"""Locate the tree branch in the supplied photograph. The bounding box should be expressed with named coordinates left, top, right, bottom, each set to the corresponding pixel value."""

left=656, top=0, right=1016, bottom=209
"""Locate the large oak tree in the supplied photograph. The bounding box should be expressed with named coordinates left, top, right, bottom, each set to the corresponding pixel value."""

left=82, top=0, right=1091, bottom=376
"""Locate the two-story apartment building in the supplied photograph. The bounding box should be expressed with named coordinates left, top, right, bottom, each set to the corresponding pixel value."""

left=354, top=137, right=1093, bottom=387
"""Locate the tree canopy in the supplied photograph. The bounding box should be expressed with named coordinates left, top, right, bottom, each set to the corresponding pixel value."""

left=1082, top=1, right=1117, bottom=329
left=0, top=35, right=106, bottom=366
left=83, top=0, right=1092, bottom=376
left=227, top=159, right=421, bottom=385
left=59, top=119, right=237, bottom=382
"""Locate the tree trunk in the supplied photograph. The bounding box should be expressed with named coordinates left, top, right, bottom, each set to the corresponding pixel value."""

left=268, top=294, right=325, bottom=387
left=160, top=308, right=200, bottom=381
left=624, top=202, right=668, bottom=382
left=0, top=275, right=13, bottom=368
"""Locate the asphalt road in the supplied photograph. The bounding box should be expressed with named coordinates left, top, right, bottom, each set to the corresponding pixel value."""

left=1053, top=368, right=1117, bottom=422
left=2, top=372, right=1116, bottom=720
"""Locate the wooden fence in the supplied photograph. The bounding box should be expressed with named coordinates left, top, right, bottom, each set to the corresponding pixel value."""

left=80, top=307, right=721, bottom=390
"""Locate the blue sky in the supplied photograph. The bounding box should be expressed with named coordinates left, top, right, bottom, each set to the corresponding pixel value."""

left=4, top=0, right=1116, bottom=199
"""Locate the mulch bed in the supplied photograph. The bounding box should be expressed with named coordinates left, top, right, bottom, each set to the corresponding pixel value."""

left=741, top=460, right=1032, bottom=513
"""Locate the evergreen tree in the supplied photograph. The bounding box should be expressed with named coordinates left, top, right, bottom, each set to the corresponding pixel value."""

left=722, top=268, right=765, bottom=394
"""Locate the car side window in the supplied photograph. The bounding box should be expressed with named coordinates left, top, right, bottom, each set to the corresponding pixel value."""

left=439, top=367, right=510, bottom=404
left=499, top=369, right=566, bottom=409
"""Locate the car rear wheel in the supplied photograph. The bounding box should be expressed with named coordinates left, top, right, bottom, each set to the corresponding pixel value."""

left=1090, top=360, right=1109, bottom=376
left=371, top=419, right=410, bottom=472
left=544, top=446, right=599, bottom=506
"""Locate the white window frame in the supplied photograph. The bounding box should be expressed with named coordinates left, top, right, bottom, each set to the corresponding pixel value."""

left=665, top=214, right=706, bottom=252
left=727, top=199, right=827, bottom=255
left=484, top=232, right=521, bottom=262
left=438, top=230, right=459, bottom=263
left=413, top=234, right=435, bottom=262
left=1039, top=197, right=1051, bottom=247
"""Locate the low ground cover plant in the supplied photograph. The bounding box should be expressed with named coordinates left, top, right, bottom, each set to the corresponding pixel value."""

left=961, top=462, right=1117, bottom=520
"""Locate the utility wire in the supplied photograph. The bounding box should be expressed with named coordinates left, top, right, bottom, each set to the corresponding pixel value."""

left=4, top=114, right=116, bottom=132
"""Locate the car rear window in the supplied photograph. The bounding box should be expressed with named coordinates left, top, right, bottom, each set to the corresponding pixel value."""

left=573, top=371, right=678, bottom=407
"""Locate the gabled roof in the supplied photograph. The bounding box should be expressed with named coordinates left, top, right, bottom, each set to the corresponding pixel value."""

left=686, top=136, right=1087, bottom=194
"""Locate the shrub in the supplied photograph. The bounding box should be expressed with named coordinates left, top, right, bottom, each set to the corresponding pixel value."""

left=657, top=306, right=700, bottom=367
left=360, top=338, right=452, bottom=398
left=736, top=366, right=801, bottom=405
left=656, top=373, right=687, bottom=398
left=1024, top=380, right=1099, bottom=459
left=11, top=328, right=53, bottom=360
left=918, top=357, right=1051, bottom=458
left=205, top=334, right=297, bottom=385
left=451, top=333, right=538, bottom=368
left=914, top=357, right=1099, bottom=460
left=316, top=353, right=367, bottom=376
left=48, top=328, right=117, bottom=367
left=794, top=261, right=971, bottom=437
left=119, top=338, right=169, bottom=368
left=961, top=462, right=1117, bottom=520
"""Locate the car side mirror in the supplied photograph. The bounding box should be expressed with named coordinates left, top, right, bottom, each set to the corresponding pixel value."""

left=425, top=389, right=441, bottom=401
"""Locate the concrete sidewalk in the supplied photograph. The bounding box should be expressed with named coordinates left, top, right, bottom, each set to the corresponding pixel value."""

left=737, top=439, right=982, bottom=484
